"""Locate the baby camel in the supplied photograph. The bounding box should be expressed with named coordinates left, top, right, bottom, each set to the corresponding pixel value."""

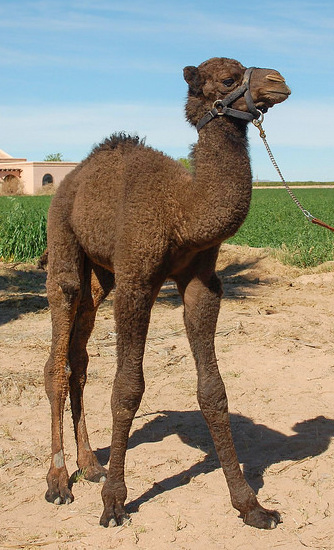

left=44, top=56, right=290, bottom=529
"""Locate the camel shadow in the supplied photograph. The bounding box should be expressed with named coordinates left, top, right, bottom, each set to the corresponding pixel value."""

left=217, top=256, right=274, bottom=299
left=95, top=412, right=334, bottom=513
left=155, top=257, right=266, bottom=308
left=0, top=257, right=264, bottom=324
left=0, top=266, right=48, bottom=325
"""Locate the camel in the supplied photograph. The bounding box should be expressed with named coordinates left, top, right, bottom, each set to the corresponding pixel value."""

left=44, top=56, right=290, bottom=529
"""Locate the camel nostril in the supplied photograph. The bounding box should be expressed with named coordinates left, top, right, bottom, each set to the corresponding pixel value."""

left=265, top=74, right=286, bottom=83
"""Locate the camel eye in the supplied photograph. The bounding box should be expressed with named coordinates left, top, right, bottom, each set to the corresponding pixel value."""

left=223, top=78, right=235, bottom=87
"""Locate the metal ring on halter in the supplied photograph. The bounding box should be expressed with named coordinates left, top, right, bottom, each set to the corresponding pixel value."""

left=252, top=112, right=264, bottom=125
left=212, top=99, right=226, bottom=115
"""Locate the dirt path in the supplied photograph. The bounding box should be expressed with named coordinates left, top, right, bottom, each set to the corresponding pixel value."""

left=0, top=245, right=333, bottom=550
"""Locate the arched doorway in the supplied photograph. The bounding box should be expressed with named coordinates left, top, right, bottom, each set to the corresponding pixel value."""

left=42, top=173, right=54, bottom=186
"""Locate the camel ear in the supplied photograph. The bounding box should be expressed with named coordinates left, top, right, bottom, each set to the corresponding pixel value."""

left=183, top=65, right=202, bottom=96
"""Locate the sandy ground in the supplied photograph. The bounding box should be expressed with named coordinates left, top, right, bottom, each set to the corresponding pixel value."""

left=0, top=244, right=333, bottom=550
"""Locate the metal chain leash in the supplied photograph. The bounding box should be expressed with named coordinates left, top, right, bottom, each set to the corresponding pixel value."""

left=252, top=119, right=334, bottom=233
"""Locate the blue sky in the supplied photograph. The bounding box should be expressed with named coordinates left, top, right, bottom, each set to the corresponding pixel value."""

left=1, top=0, right=334, bottom=180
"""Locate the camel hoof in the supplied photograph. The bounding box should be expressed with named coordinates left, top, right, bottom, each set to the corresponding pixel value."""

left=54, top=495, right=73, bottom=505
left=79, top=465, right=108, bottom=484
left=243, top=506, right=282, bottom=529
left=100, top=510, right=130, bottom=528
left=87, top=469, right=108, bottom=483
left=100, top=479, right=129, bottom=527
left=45, top=488, right=74, bottom=506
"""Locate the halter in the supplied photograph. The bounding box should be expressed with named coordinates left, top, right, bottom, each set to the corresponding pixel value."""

left=196, top=67, right=262, bottom=132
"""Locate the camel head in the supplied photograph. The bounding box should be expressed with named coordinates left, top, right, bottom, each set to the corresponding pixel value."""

left=184, top=57, right=291, bottom=129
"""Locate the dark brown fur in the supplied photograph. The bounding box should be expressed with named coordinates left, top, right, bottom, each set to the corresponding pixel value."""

left=44, top=57, right=290, bottom=529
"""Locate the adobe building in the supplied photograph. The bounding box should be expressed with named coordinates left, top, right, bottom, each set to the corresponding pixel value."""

left=0, top=149, right=77, bottom=194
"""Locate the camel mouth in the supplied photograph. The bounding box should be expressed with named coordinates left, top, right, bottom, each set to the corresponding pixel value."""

left=255, top=103, right=268, bottom=114
left=256, top=89, right=290, bottom=111
left=267, top=90, right=291, bottom=97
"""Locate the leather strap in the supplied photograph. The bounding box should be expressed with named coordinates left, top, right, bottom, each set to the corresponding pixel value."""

left=196, top=67, right=261, bottom=131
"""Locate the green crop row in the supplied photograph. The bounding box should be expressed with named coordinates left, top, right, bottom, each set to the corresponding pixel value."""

left=228, top=189, right=334, bottom=267
left=252, top=181, right=334, bottom=187
left=0, top=196, right=51, bottom=262
left=0, top=189, right=334, bottom=267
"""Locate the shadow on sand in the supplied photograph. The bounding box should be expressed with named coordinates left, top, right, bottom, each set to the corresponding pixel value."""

left=0, top=265, right=48, bottom=326
left=94, top=411, right=334, bottom=513
left=0, top=254, right=265, bottom=325
left=155, top=255, right=267, bottom=308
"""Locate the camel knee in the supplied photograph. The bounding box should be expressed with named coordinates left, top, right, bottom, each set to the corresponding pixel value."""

left=69, top=363, right=87, bottom=390
left=69, top=351, right=89, bottom=377
left=183, top=273, right=222, bottom=336
left=113, top=383, right=145, bottom=414
left=44, top=357, right=71, bottom=399
left=208, top=272, right=223, bottom=298
left=112, top=373, right=145, bottom=416
left=184, top=272, right=221, bottom=305
left=197, top=373, right=228, bottom=419
left=47, top=272, right=81, bottom=306
left=59, top=278, right=81, bottom=301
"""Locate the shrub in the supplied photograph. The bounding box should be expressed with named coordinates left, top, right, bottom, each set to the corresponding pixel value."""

left=1, top=176, right=24, bottom=196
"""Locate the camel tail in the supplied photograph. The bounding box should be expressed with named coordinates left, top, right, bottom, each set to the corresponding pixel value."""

left=37, top=249, right=48, bottom=270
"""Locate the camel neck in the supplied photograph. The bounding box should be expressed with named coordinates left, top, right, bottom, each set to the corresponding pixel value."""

left=195, top=116, right=249, bottom=171
left=180, top=118, right=252, bottom=248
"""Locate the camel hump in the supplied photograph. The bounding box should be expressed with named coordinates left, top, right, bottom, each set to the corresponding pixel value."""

left=88, top=132, right=146, bottom=159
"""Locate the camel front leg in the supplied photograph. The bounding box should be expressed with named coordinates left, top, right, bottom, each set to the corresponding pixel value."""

left=100, top=281, right=155, bottom=527
left=178, top=263, right=281, bottom=529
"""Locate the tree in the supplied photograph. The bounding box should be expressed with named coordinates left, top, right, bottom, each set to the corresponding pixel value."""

left=178, top=157, right=191, bottom=171
left=44, top=153, right=63, bottom=162
left=178, top=149, right=195, bottom=174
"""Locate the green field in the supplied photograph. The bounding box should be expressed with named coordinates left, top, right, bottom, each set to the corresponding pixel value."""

left=0, top=189, right=334, bottom=267
left=253, top=181, right=334, bottom=187
left=0, top=196, right=52, bottom=262
left=228, top=189, right=334, bottom=267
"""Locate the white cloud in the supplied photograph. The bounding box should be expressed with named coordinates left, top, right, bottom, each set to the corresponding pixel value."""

left=2, top=97, right=333, bottom=180
left=1, top=101, right=196, bottom=161
left=1, top=0, right=332, bottom=85
left=2, top=1, right=332, bottom=54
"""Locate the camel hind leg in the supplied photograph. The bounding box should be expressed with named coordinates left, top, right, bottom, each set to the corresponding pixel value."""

left=69, top=261, right=115, bottom=482
left=44, top=227, right=84, bottom=505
